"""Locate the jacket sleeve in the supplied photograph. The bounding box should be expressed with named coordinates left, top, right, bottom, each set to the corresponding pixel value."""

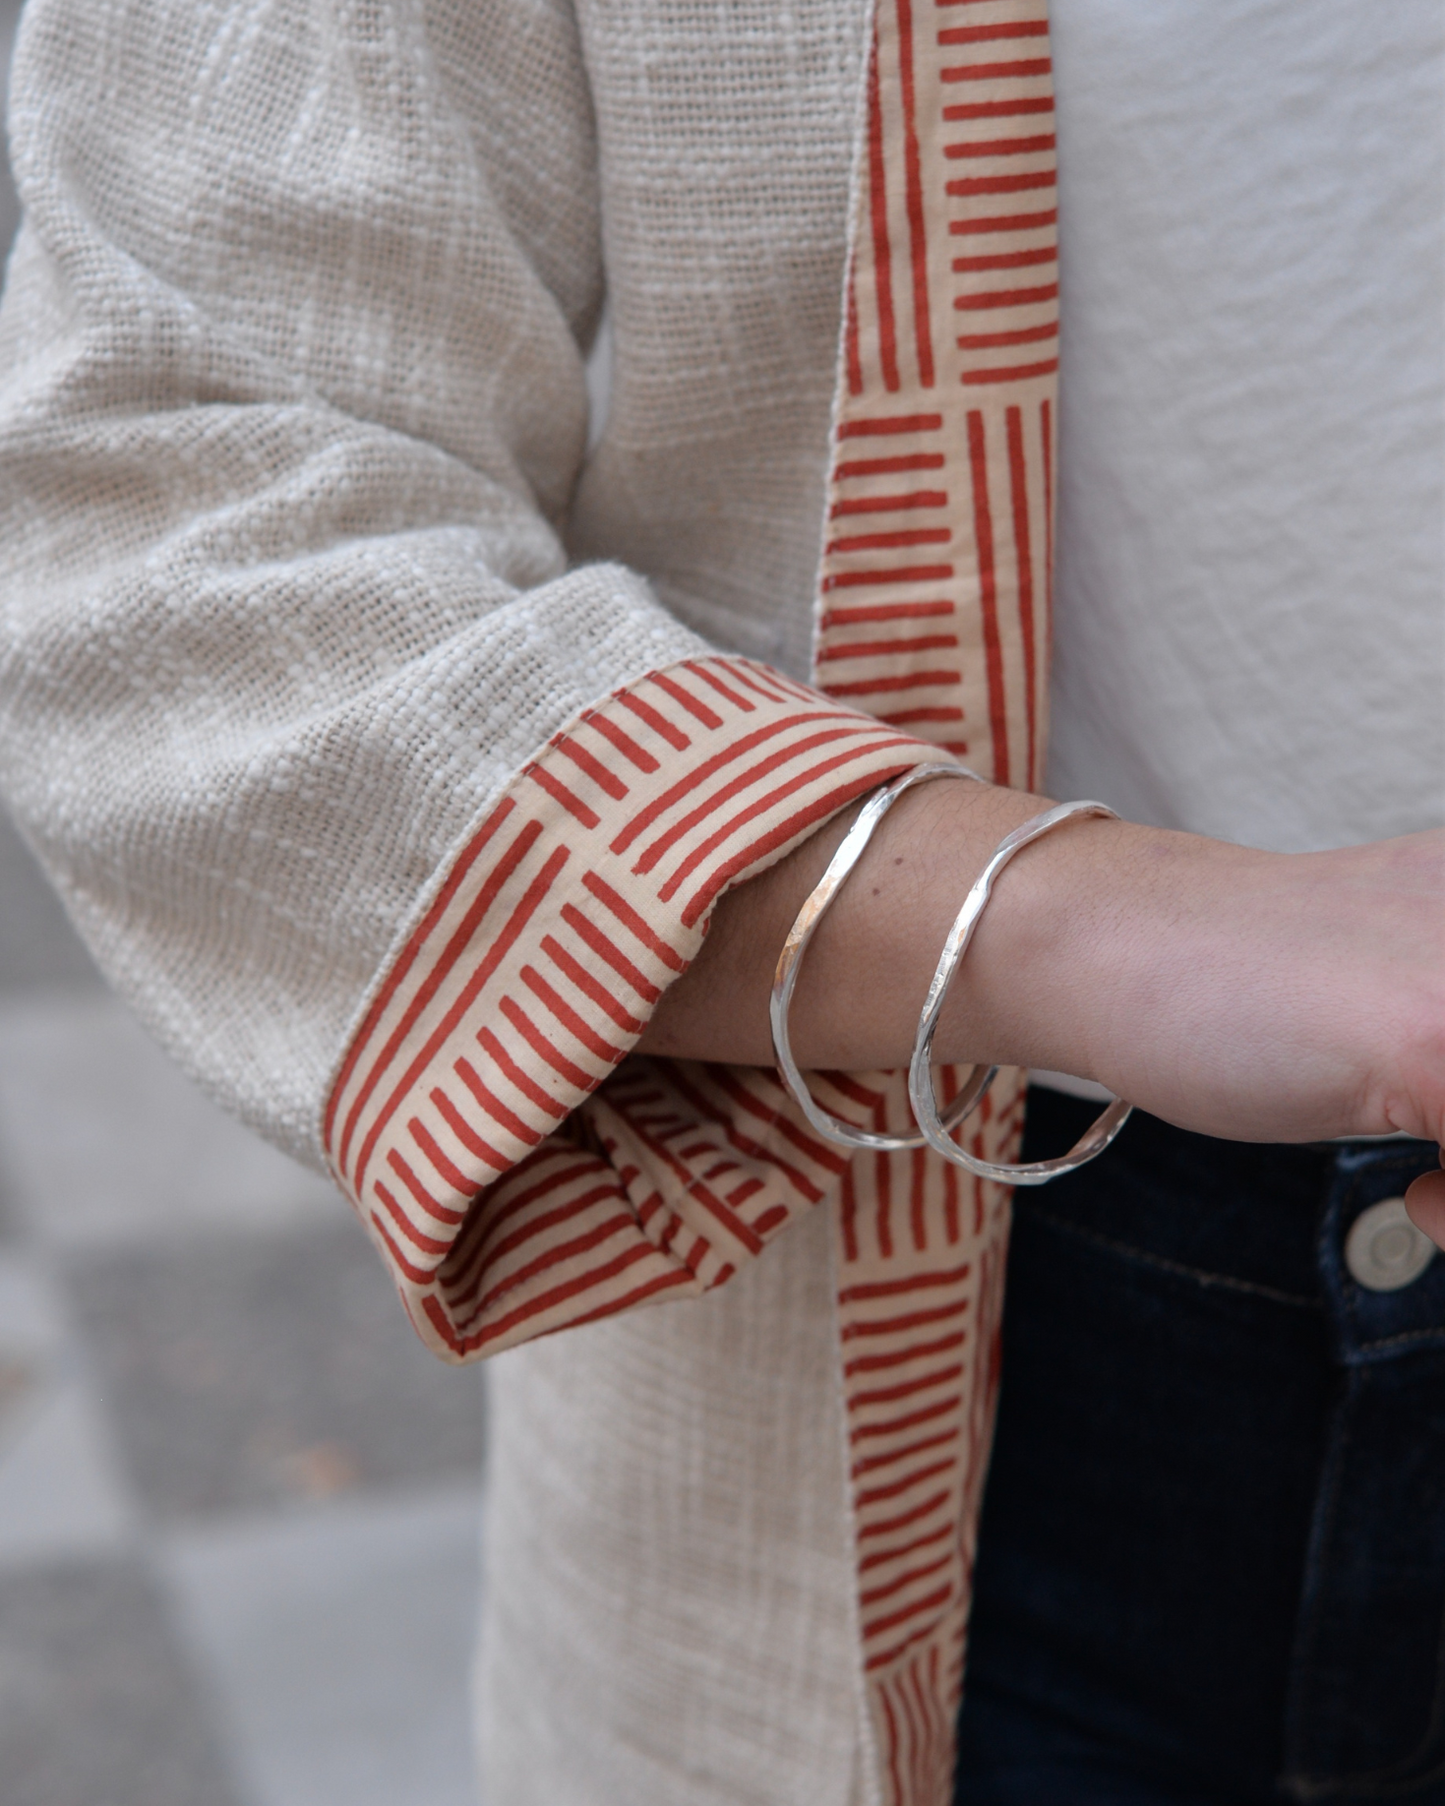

left=0, top=0, right=946, bottom=1358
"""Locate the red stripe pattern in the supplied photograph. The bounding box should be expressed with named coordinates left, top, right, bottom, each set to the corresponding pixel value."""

left=324, top=656, right=950, bottom=1359
left=833, top=1068, right=1024, bottom=1802
left=816, top=2, right=1056, bottom=1797
left=819, top=0, right=1055, bottom=790
left=325, top=6, right=1057, bottom=1799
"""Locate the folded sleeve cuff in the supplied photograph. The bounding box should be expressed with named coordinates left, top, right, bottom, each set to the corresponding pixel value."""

left=323, top=654, right=952, bottom=1359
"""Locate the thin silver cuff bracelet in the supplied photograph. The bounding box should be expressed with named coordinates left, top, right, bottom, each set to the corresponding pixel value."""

left=770, top=762, right=998, bottom=1153
left=908, top=800, right=1134, bottom=1185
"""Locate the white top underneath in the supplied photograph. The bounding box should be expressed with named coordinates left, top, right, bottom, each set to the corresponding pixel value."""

left=1044, top=0, right=1444, bottom=855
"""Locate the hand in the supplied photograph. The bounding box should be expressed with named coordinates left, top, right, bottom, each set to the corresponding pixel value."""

left=990, top=817, right=1445, bottom=1148
left=1406, top=1156, right=1445, bottom=1250
left=638, top=779, right=1445, bottom=1156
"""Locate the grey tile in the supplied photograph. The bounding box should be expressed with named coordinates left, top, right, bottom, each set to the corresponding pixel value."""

left=164, top=1488, right=481, bottom=1806
left=0, top=1379, right=138, bottom=1569
left=0, top=1146, right=21, bottom=1244
left=0, top=808, right=103, bottom=995
left=0, top=1085, right=24, bottom=1243
left=0, top=1556, right=244, bottom=1806
left=67, top=1224, right=485, bottom=1521
left=0, top=995, right=338, bottom=1248
left=0, top=1252, right=136, bottom=1569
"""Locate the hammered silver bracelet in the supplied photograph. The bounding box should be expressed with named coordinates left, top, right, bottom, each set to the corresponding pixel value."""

left=769, top=762, right=998, bottom=1152
left=908, top=800, right=1133, bottom=1184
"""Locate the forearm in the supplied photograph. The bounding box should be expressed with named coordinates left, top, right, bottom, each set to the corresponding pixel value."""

left=640, top=776, right=1051, bottom=1070
left=640, top=775, right=1445, bottom=1152
left=641, top=775, right=1201, bottom=1073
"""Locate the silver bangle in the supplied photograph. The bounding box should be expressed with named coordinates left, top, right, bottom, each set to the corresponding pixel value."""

left=908, top=801, right=1134, bottom=1185
left=770, top=762, right=999, bottom=1153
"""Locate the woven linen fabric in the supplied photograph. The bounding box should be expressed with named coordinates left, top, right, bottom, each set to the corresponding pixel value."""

left=0, top=0, right=874, bottom=1162
left=476, top=1205, right=865, bottom=1806
left=0, top=0, right=1060, bottom=1799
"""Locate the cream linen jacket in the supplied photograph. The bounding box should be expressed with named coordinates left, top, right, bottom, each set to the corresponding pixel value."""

left=0, top=1, right=1060, bottom=1799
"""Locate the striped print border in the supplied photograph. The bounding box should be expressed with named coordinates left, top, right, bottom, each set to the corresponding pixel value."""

left=323, top=654, right=949, bottom=1360
left=817, top=1, right=1051, bottom=1798
left=820, top=0, right=1056, bottom=791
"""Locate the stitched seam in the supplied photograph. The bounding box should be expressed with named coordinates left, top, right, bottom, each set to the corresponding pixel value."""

left=1352, top=1326, right=1445, bottom=1357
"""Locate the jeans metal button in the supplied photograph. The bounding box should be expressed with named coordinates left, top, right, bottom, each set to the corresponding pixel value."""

left=1344, top=1196, right=1435, bottom=1292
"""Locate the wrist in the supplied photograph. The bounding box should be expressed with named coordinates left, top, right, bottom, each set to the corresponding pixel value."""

left=794, top=777, right=1047, bottom=1069
left=925, top=800, right=1132, bottom=1077
left=932, top=812, right=1262, bottom=1088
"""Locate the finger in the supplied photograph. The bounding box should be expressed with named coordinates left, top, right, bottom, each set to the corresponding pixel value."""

left=1404, top=1157, right=1445, bottom=1253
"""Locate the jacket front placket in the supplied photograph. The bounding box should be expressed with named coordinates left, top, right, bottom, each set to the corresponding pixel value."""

left=812, top=1, right=1059, bottom=1797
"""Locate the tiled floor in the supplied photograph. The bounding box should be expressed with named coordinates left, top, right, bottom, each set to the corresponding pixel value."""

left=0, top=811, right=486, bottom=1806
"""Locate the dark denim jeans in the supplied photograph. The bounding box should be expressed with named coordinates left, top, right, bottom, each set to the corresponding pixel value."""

left=954, top=1087, right=1445, bottom=1805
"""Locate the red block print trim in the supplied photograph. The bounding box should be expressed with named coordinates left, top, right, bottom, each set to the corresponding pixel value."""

left=813, top=2, right=1055, bottom=1799
left=325, top=656, right=949, bottom=1362
left=832, top=1070, right=1024, bottom=1799
left=817, top=0, right=1054, bottom=790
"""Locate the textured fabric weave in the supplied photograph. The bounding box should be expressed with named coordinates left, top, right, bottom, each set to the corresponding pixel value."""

left=0, top=2, right=1057, bottom=1801
left=323, top=652, right=947, bottom=1358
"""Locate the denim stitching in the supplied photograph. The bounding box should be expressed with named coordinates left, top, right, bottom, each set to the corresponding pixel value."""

left=1349, top=1326, right=1445, bottom=1359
